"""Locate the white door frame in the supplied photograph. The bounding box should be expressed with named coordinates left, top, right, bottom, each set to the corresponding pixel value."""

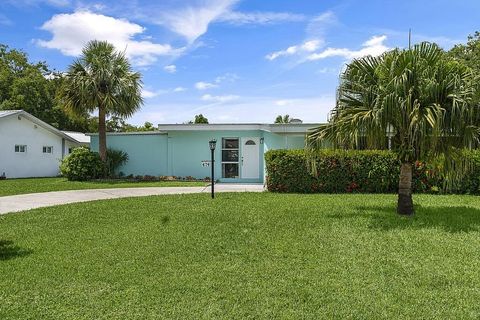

left=241, top=137, right=260, bottom=179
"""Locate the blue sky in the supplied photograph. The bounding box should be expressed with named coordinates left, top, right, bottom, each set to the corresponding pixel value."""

left=1, top=0, right=479, bottom=125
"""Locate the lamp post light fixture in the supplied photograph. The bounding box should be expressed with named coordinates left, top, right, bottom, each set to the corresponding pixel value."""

left=209, top=139, right=217, bottom=199
left=386, top=124, right=395, bottom=150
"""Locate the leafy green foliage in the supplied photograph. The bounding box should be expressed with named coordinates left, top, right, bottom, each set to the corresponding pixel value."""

left=0, top=44, right=94, bottom=131
left=60, top=41, right=143, bottom=118
left=449, top=31, right=480, bottom=73
left=309, top=43, right=480, bottom=163
left=60, top=147, right=106, bottom=181
left=106, top=116, right=156, bottom=132
left=308, top=42, right=480, bottom=214
left=265, top=149, right=480, bottom=194
left=186, top=114, right=209, bottom=124
left=105, top=148, right=129, bottom=177
left=274, top=114, right=291, bottom=123
left=309, top=42, right=479, bottom=161
left=194, top=114, right=209, bottom=124
left=1, top=193, right=480, bottom=318
left=60, top=40, right=143, bottom=160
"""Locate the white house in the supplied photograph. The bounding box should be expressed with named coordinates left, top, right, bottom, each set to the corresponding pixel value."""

left=0, top=110, right=89, bottom=178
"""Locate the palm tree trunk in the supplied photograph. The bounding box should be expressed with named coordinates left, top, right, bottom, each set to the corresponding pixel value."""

left=98, top=106, right=107, bottom=162
left=397, top=162, right=414, bottom=215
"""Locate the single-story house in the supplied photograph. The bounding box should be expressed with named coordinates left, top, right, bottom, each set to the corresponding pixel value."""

left=0, top=110, right=90, bottom=178
left=89, top=123, right=321, bottom=183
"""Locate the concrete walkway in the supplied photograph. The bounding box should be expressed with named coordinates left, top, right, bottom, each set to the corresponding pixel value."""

left=0, top=184, right=264, bottom=215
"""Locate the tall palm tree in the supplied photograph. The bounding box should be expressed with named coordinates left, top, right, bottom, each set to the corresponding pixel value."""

left=308, top=42, right=479, bottom=215
left=60, top=40, right=143, bottom=161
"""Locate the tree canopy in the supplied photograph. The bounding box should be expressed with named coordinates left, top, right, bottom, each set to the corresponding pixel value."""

left=0, top=44, right=93, bottom=132
left=308, top=42, right=480, bottom=215
left=59, top=40, right=143, bottom=160
left=274, top=114, right=291, bottom=124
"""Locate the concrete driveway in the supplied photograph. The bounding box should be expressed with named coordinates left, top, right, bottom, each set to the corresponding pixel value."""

left=0, top=184, right=265, bottom=215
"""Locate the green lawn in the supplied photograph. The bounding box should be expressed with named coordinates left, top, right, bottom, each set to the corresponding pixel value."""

left=1, top=193, right=480, bottom=319
left=0, top=177, right=206, bottom=196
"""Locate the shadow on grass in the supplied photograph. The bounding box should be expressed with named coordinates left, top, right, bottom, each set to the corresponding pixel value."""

left=328, top=205, right=480, bottom=233
left=0, top=240, right=32, bottom=261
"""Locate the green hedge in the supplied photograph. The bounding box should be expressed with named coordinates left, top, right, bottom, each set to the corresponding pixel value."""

left=265, top=149, right=480, bottom=194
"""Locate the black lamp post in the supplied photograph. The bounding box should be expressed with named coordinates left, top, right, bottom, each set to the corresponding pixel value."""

left=209, top=139, right=217, bottom=199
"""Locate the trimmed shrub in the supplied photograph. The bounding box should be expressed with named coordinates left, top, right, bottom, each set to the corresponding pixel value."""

left=60, top=147, right=106, bottom=181
left=265, top=149, right=480, bottom=194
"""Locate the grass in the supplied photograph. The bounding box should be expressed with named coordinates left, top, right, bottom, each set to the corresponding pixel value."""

left=0, top=177, right=206, bottom=196
left=1, top=193, right=480, bottom=319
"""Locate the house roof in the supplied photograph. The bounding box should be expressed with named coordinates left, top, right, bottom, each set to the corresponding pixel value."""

left=61, top=131, right=91, bottom=144
left=157, top=123, right=323, bottom=134
left=86, top=131, right=166, bottom=136
left=0, top=110, right=22, bottom=118
left=0, top=110, right=84, bottom=143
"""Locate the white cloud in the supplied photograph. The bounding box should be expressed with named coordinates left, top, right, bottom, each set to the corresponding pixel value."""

left=156, top=0, right=238, bottom=43
left=218, top=11, right=305, bottom=25
left=265, top=11, right=338, bottom=62
left=164, top=64, right=177, bottom=73
left=201, top=94, right=239, bottom=103
left=195, top=72, right=238, bottom=90
left=129, top=95, right=334, bottom=125
left=307, top=35, right=389, bottom=61
left=0, top=14, right=12, bottom=26
left=150, top=0, right=304, bottom=43
left=37, top=11, right=182, bottom=66
left=316, top=67, right=338, bottom=74
left=266, top=39, right=322, bottom=60
left=214, top=72, right=239, bottom=83
left=195, top=81, right=219, bottom=90
left=142, top=86, right=186, bottom=98
left=213, top=96, right=333, bottom=123
left=306, top=11, right=337, bottom=38
left=275, top=99, right=294, bottom=106
left=142, top=89, right=166, bottom=98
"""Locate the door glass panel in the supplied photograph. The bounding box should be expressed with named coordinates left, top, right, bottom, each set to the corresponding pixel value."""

left=222, top=163, right=239, bottom=178
left=222, top=138, right=239, bottom=149
left=222, top=150, right=239, bottom=162
left=245, top=140, right=256, bottom=145
left=221, top=138, right=239, bottom=178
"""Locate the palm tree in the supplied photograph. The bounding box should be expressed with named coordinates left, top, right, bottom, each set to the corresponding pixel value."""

left=275, top=114, right=291, bottom=123
left=60, top=40, right=143, bottom=161
left=308, top=42, right=479, bottom=215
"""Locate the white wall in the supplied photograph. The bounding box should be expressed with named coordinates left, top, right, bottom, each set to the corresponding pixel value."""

left=0, top=115, right=66, bottom=178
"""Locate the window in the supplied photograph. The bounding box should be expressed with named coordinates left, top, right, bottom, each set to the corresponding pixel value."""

left=43, top=146, right=53, bottom=154
left=222, top=138, right=239, bottom=178
left=245, top=140, right=256, bottom=145
left=15, top=145, right=27, bottom=153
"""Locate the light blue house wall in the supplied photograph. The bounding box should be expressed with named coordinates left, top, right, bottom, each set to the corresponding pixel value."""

left=89, top=123, right=318, bottom=183
left=90, top=133, right=168, bottom=176
left=167, top=130, right=268, bottom=183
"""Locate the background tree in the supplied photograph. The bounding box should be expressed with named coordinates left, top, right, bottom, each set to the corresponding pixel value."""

left=448, top=31, right=480, bottom=116
left=0, top=44, right=91, bottom=131
left=274, top=114, right=291, bottom=123
left=60, top=40, right=143, bottom=161
left=308, top=42, right=479, bottom=215
left=194, top=114, right=209, bottom=124
left=448, top=31, right=480, bottom=72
